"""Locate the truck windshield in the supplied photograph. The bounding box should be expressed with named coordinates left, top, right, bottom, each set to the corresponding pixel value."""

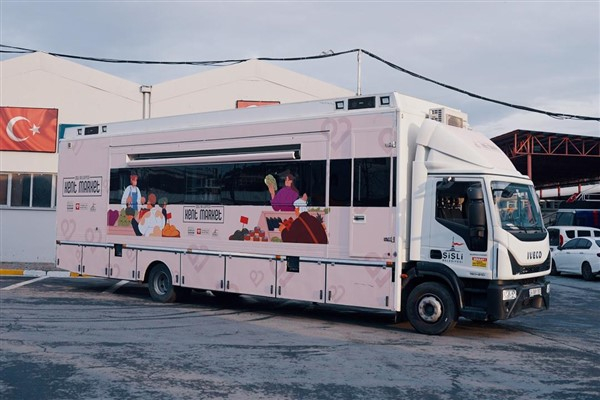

left=492, top=181, right=544, bottom=233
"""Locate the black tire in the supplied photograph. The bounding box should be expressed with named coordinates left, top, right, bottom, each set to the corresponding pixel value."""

left=148, top=263, right=177, bottom=303
left=175, top=287, right=193, bottom=302
left=406, top=282, right=458, bottom=335
left=467, top=316, right=498, bottom=324
left=550, top=261, right=560, bottom=276
left=211, top=291, right=241, bottom=301
left=581, top=262, right=594, bottom=281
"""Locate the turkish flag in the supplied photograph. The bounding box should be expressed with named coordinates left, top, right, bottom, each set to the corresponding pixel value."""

left=0, top=107, right=58, bottom=152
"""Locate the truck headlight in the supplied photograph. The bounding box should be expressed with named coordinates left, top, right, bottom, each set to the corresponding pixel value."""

left=503, top=289, right=517, bottom=301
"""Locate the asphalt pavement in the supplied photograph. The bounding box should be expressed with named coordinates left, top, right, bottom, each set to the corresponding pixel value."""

left=1, top=271, right=599, bottom=400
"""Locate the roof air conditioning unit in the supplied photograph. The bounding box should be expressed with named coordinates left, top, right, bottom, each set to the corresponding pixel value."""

left=429, top=108, right=468, bottom=128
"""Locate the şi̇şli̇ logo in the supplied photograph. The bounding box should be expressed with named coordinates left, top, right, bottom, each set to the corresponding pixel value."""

left=442, top=237, right=465, bottom=263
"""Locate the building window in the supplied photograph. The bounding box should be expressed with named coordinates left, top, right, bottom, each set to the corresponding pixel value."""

left=11, top=173, right=31, bottom=207
left=0, top=173, right=56, bottom=209
left=32, top=174, right=53, bottom=208
left=0, top=174, right=7, bottom=205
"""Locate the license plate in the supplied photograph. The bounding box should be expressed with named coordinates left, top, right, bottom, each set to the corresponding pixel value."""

left=529, top=287, right=542, bottom=297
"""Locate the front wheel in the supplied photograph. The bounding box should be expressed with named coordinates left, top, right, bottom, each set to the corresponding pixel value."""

left=148, top=263, right=177, bottom=303
left=406, top=282, right=458, bottom=335
left=581, top=262, right=595, bottom=281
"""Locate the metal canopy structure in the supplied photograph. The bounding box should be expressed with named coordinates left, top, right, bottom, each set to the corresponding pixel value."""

left=492, top=130, right=600, bottom=189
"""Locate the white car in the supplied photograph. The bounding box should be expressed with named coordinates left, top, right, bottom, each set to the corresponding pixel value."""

left=547, top=226, right=600, bottom=252
left=551, top=237, right=600, bottom=281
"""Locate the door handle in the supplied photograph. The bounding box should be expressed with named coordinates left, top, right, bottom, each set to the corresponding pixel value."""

left=353, top=215, right=366, bottom=223
left=430, top=250, right=442, bottom=259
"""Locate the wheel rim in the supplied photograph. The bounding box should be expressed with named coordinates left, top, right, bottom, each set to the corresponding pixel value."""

left=418, top=295, right=443, bottom=323
left=154, top=271, right=169, bottom=295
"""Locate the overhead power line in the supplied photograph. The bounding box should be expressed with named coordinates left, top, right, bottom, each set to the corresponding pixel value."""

left=1, top=44, right=599, bottom=122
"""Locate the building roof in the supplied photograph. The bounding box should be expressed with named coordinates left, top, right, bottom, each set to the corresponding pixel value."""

left=1, top=52, right=142, bottom=124
left=1, top=52, right=354, bottom=121
left=150, top=59, right=354, bottom=117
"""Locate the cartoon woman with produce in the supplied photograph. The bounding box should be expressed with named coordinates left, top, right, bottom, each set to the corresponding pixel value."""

left=263, top=171, right=328, bottom=244
left=265, top=173, right=301, bottom=211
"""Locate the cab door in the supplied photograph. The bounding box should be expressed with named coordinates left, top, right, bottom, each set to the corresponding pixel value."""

left=422, top=177, right=492, bottom=278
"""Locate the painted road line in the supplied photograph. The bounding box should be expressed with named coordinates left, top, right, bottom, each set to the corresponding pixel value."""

left=1, top=276, right=49, bottom=291
left=103, top=280, right=130, bottom=294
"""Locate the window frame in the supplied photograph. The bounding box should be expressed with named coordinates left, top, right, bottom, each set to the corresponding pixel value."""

left=435, top=179, right=488, bottom=252
left=0, top=172, right=56, bottom=209
left=109, top=160, right=328, bottom=208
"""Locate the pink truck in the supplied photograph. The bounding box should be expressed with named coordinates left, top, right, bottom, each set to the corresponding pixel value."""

left=56, top=92, right=550, bottom=335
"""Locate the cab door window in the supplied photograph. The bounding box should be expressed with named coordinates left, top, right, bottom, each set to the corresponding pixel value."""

left=435, top=180, right=487, bottom=251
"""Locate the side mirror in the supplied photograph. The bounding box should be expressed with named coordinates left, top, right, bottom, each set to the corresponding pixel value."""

left=467, top=185, right=486, bottom=229
left=467, top=185, right=487, bottom=251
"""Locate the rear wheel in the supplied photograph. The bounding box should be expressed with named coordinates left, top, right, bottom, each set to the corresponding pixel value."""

left=550, top=261, right=560, bottom=276
left=148, top=263, right=177, bottom=303
left=406, top=282, right=458, bottom=335
left=581, top=262, right=594, bottom=281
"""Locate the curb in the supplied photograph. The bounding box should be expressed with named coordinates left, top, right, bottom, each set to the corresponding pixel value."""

left=0, top=269, right=80, bottom=278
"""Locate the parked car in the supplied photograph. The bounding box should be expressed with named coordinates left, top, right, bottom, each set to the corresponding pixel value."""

left=548, top=226, right=600, bottom=252
left=551, top=237, right=600, bottom=281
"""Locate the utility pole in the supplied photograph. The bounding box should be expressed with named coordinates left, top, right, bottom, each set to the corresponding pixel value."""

left=356, top=49, right=362, bottom=96
left=140, top=85, right=152, bottom=119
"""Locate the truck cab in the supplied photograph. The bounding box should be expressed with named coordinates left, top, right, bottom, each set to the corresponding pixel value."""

left=406, top=119, right=550, bottom=334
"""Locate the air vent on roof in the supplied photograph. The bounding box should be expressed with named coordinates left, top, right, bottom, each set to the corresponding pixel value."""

left=429, top=108, right=468, bottom=128
left=348, top=96, right=376, bottom=110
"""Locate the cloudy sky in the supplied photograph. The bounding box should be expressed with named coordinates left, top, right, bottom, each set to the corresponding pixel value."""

left=1, top=1, right=598, bottom=138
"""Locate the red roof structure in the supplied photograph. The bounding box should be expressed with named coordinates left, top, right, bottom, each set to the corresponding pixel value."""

left=492, top=130, right=600, bottom=189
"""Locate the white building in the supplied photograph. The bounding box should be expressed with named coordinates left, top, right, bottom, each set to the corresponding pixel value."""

left=0, top=52, right=353, bottom=263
